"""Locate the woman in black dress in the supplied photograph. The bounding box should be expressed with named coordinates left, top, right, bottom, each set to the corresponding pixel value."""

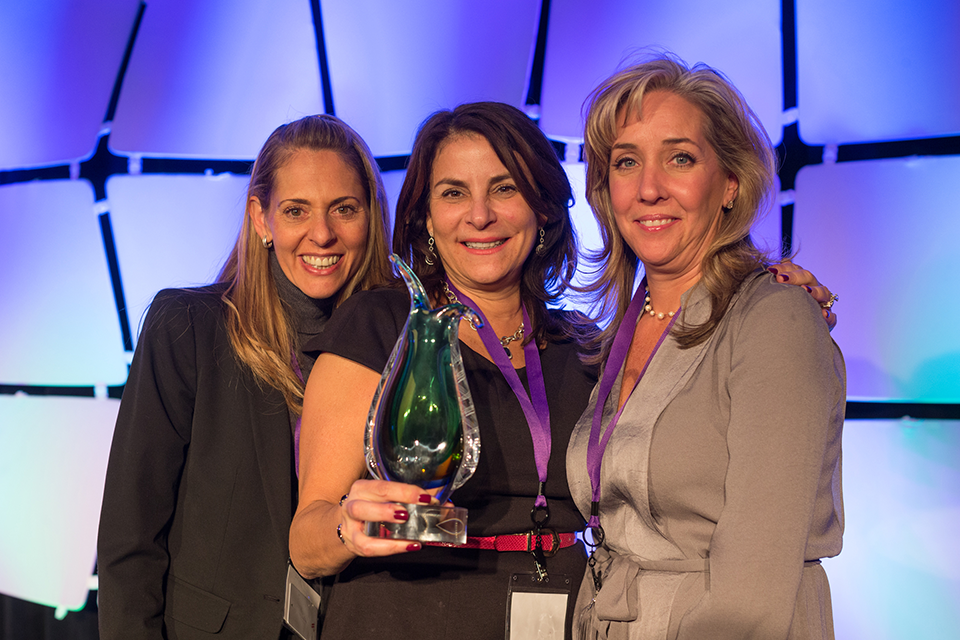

left=291, top=102, right=597, bottom=638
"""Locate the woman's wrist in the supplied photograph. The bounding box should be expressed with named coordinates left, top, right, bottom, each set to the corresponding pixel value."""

left=290, top=499, right=357, bottom=578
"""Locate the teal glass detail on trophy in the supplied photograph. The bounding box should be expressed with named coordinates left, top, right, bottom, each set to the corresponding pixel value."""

left=375, top=306, right=464, bottom=490
left=365, top=255, right=481, bottom=517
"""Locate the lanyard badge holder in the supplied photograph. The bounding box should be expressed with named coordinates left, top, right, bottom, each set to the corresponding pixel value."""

left=288, top=358, right=319, bottom=639
left=506, top=572, right=572, bottom=640
left=447, top=281, right=574, bottom=639
left=283, top=561, right=321, bottom=640
left=505, top=493, right=572, bottom=639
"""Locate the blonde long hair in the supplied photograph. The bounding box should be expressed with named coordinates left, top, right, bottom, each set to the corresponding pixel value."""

left=581, top=54, right=776, bottom=362
left=217, top=115, right=392, bottom=414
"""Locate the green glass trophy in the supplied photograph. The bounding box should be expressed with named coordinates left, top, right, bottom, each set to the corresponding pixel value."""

left=363, top=255, right=481, bottom=544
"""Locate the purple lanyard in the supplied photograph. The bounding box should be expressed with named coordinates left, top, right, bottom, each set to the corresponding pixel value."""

left=291, top=348, right=304, bottom=478
left=585, top=285, right=678, bottom=530
left=446, top=281, right=552, bottom=509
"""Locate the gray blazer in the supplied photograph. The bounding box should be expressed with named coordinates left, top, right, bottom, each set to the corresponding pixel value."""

left=567, top=270, right=845, bottom=640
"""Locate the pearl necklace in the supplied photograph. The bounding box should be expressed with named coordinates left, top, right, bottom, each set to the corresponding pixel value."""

left=442, top=282, right=524, bottom=359
left=644, top=292, right=676, bottom=320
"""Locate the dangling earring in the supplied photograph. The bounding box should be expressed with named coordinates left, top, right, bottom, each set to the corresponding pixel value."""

left=262, top=236, right=274, bottom=249
left=534, top=227, right=546, bottom=256
left=425, top=235, right=436, bottom=266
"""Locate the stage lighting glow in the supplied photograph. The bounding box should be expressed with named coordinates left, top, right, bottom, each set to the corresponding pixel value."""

left=540, top=0, right=783, bottom=145
left=794, top=156, right=960, bottom=403
left=0, top=180, right=126, bottom=386
left=798, top=0, right=960, bottom=143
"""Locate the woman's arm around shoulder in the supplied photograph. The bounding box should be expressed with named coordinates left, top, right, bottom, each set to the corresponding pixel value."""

left=767, top=260, right=839, bottom=330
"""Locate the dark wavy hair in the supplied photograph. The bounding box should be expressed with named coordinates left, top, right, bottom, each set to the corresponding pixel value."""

left=393, top=101, right=591, bottom=345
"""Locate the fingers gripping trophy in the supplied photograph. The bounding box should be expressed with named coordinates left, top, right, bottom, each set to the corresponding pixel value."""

left=363, top=255, right=481, bottom=544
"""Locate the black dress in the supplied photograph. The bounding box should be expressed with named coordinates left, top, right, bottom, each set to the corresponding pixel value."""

left=304, top=288, right=598, bottom=639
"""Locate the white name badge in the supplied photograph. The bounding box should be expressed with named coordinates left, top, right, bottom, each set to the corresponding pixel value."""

left=283, top=562, right=321, bottom=640
left=505, top=572, right=572, bottom=639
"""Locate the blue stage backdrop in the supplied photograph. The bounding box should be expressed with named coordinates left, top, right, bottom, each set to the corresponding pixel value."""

left=1, top=0, right=958, bottom=637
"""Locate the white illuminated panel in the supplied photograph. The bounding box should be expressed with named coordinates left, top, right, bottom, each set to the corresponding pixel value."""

left=0, top=181, right=126, bottom=386
left=751, top=178, right=784, bottom=260
left=828, top=419, right=960, bottom=640
left=379, top=169, right=408, bottom=241
left=559, top=160, right=607, bottom=318
left=109, top=0, right=323, bottom=159
left=797, top=0, right=960, bottom=144
left=540, top=0, right=783, bottom=145
left=793, top=156, right=960, bottom=402
left=0, top=395, right=120, bottom=612
left=0, top=0, right=141, bottom=169
left=322, top=0, right=541, bottom=156
left=564, top=161, right=601, bottom=289
left=107, top=174, right=248, bottom=340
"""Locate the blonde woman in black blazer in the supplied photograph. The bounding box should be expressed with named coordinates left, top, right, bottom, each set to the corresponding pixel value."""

left=97, top=115, right=392, bottom=639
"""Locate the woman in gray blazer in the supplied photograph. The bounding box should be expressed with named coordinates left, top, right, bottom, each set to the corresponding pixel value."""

left=97, top=115, right=392, bottom=639
left=568, top=54, right=845, bottom=640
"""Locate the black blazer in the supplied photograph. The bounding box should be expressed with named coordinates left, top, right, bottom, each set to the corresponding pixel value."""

left=98, top=285, right=296, bottom=639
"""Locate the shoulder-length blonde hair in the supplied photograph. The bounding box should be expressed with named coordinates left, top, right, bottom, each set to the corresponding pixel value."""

left=217, top=114, right=392, bottom=414
left=581, top=53, right=776, bottom=362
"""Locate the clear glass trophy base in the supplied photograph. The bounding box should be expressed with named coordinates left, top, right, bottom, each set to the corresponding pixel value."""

left=364, top=503, right=468, bottom=545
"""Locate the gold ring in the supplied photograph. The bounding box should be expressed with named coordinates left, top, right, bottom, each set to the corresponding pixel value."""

left=820, top=293, right=839, bottom=309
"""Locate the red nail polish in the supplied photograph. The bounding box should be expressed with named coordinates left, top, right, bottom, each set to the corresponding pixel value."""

left=406, top=543, right=421, bottom=551
left=804, top=285, right=813, bottom=293
left=767, top=266, right=779, bottom=275
left=418, top=494, right=431, bottom=504
left=394, top=510, right=409, bottom=521
left=780, top=274, right=789, bottom=282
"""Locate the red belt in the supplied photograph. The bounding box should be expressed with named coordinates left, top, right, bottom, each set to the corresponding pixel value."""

left=425, top=530, right=579, bottom=557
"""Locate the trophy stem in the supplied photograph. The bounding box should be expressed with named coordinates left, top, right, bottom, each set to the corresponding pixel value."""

left=364, top=503, right=468, bottom=545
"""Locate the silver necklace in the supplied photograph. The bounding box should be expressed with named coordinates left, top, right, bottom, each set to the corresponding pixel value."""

left=442, top=282, right=524, bottom=359
left=644, top=292, right=676, bottom=320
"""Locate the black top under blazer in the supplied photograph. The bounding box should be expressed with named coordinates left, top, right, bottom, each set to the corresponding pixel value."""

left=97, top=285, right=297, bottom=639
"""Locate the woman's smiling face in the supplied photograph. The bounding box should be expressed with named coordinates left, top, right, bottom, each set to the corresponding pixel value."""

left=426, top=133, right=540, bottom=295
left=608, top=90, right=738, bottom=279
left=251, top=148, right=369, bottom=300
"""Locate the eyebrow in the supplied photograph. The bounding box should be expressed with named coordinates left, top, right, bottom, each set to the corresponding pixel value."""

left=433, top=173, right=515, bottom=190
left=433, top=177, right=468, bottom=190
left=612, top=137, right=701, bottom=151
left=663, top=137, right=700, bottom=147
left=279, top=195, right=361, bottom=207
left=328, top=195, right=362, bottom=206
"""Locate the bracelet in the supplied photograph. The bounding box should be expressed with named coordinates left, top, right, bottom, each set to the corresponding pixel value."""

left=336, top=494, right=351, bottom=544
